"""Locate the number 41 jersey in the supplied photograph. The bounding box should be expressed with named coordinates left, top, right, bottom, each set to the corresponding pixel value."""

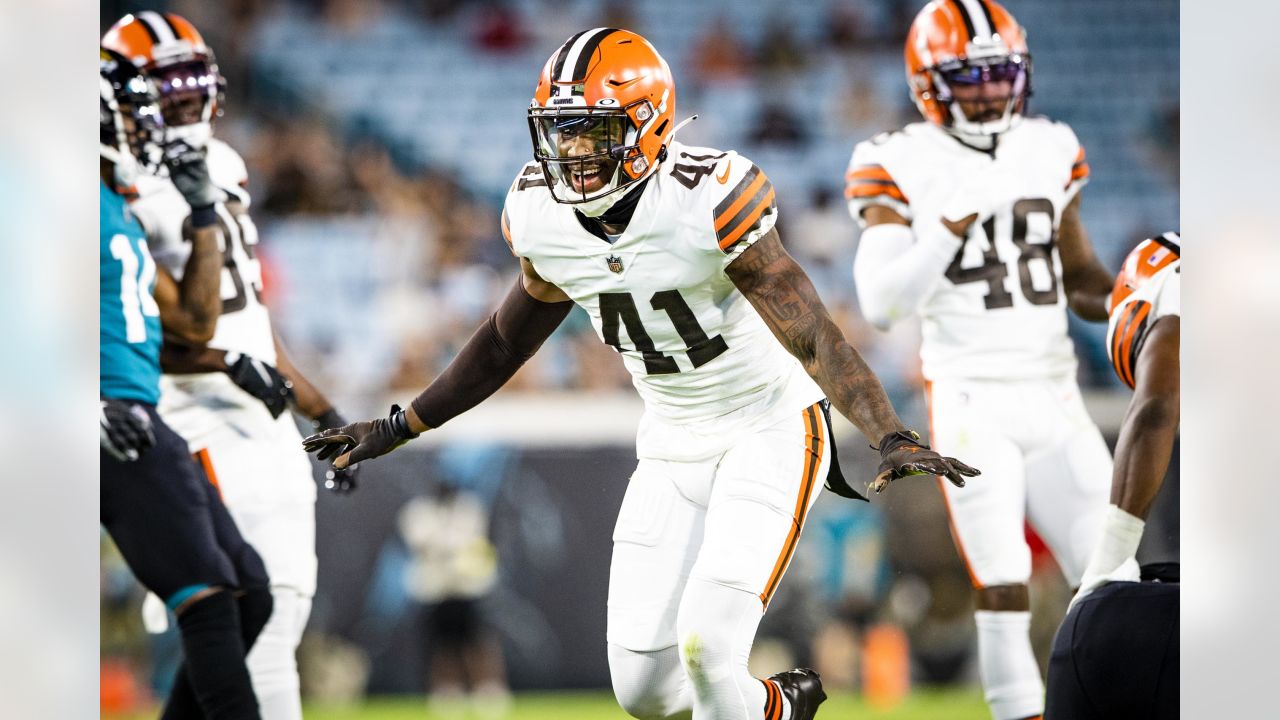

left=503, top=140, right=823, bottom=454
left=846, top=118, right=1089, bottom=381
left=130, top=138, right=276, bottom=365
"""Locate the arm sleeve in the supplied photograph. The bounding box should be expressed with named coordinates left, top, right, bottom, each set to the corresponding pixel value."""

left=409, top=276, right=572, bottom=428
left=853, top=219, right=960, bottom=330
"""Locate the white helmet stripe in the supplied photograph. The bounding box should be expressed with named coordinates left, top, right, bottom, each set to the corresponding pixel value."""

left=556, top=27, right=612, bottom=83
left=138, top=11, right=178, bottom=44
left=955, top=0, right=994, bottom=39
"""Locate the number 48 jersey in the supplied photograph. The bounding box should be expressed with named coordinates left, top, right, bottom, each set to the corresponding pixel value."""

left=130, top=138, right=276, bottom=364
left=503, top=141, right=823, bottom=449
left=846, top=118, right=1090, bottom=381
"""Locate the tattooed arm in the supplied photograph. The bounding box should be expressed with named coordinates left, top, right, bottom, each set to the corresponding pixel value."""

left=726, top=228, right=978, bottom=491
left=725, top=227, right=905, bottom=441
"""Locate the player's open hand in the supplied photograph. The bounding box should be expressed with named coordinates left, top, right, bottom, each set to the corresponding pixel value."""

left=870, top=430, right=979, bottom=494
left=311, top=408, right=361, bottom=494
left=301, top=404, right=420, bottom=470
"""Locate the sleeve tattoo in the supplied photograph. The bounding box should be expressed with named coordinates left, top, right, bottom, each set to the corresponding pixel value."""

left=726, top=231, right=904, bottom=441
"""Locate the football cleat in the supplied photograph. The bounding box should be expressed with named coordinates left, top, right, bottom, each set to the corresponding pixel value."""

left=768, top=668, right=828, bottom=720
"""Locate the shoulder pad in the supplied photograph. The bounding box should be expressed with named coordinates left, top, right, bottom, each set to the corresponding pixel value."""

left=679, top=148, right=777, bottom=254
left=845, top=138, right=911, bottom=224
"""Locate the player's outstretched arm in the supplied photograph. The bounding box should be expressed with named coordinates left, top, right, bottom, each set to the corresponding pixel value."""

left=726, top=229, right=978, bottom=491
left=303, top=259, right=572, bottom=470
left=1057, top=194, right=1113, bottom=322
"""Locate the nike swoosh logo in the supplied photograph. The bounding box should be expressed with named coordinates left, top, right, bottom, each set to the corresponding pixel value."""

left=716, top=161, right=732, bottom=184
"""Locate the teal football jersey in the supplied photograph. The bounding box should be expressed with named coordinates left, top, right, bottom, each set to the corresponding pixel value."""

left=100, top=180, right=161, bottom=404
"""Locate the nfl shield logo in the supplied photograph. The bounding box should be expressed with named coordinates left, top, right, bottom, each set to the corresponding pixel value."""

left=606, top=255, right=624, bottom=274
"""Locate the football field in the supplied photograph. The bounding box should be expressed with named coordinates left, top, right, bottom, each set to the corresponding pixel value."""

left=104, top=688, right=989, bottom=719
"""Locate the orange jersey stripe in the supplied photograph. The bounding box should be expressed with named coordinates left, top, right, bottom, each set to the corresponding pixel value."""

left=1070, top=162, right=1090, bottom=180
left=1074, top=147, right=1086, bottom=164
left=844, top=182, right=908, bottom=203
left=717, top=187, right=776, bottom=251
left=500, top=206, right=512, bottom=247
left=926, top=382, right=983, bottom=589
left=194, top=448, right=223, bottom=499
left=714, top=171, right=770, bottom=232
left=760, top=403, right=824, bottom=607
left=1117, top=301, right=1153, bottom=388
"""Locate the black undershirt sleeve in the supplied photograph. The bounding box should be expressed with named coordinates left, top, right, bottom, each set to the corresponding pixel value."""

left=410, top=276, right=573, bottom=429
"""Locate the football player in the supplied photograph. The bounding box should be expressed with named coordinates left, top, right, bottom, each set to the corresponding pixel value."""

left=103, top=12, right=357, bottom=719
left=304, top=29, right=978, bottom=720
left=1044, top=233, right=1179, bottom=719
left=845, top=2, right=1118, bottom=718
left=100, top=47, right=271, bottom=720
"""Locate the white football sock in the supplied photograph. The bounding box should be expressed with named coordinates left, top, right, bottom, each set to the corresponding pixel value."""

left=974, top=610, right=1043, bottom=720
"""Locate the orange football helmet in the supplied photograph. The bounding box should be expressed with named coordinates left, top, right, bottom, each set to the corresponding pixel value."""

left=904, top=0, right=1031, bottom=137
left=102, top=12, right=224, bottom=148
left=1109, top=232, right=1180, bottom=312
left=528, top=28, right=677, bottom=213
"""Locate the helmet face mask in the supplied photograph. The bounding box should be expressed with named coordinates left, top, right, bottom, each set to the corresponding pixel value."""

left=529, top=108, right=640, bottom=204
left=101, top=48, right=166, bottom=184
left=904, top=0, right=1032, bottom=141
left=528, top=28, right=676, bottom=214
left=929, top=52, right=1030, bottom=136
left=102, top=12, right=225, bottom=149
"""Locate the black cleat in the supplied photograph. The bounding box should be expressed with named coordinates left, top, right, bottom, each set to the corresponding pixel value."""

left=768, top=667, right=828, bottom=720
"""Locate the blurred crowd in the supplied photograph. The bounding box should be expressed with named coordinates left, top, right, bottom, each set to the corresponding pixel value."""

left=101, top=0, right=1176, bottom=711
left=104, top=0, right=1175, bottom=418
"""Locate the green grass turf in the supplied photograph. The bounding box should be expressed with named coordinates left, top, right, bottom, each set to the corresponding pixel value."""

left=104, top=688, right=990, bottom=719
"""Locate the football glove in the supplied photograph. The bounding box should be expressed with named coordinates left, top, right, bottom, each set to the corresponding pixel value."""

left=302, top=404, right=419, bottom=470
left=870, top=430, right=979, bottom=494
left=162, top=138, right=225, bottom=212
left=101, top=398, right=156, bottom=462
left=226, top=352, right=294, bottom=419
left=313, top=408, right=359, bottom=494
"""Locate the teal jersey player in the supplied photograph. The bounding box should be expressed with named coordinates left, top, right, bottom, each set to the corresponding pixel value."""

left=100, top=179, right=161, bottom=404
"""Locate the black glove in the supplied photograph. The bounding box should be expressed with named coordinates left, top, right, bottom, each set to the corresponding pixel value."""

left=101, top=398, right=156, bottom=462
left=226, top=353, right=294, bottom=419
left=162, top=138, right=225, bottom=212
left=870, top=430, right=979, bottom=494
left=302, top=404, right=419, bottom=470
left=312, top=408, right=359, bottom=494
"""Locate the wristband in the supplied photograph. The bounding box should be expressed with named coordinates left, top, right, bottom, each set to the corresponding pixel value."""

left=874, top=429, right=925, bottom=456
left=389, top=404, right=420, bottom=441
left=191, top=205, right=218, bottom=229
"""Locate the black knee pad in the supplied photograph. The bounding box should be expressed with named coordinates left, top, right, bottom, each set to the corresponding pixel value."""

left=237, top=586, right=274, bottom=650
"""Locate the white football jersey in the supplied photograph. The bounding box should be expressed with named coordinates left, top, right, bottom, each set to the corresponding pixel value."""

left=846, top=117, right=1090, bottom=381
left=132, top=138, right=275, bottom=364
left=503, top=141, right=823, bottom=456
left=1106, top=232, right=1180, bottom=388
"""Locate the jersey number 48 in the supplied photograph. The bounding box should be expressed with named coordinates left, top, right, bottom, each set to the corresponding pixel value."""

left=944, top=198, right=1060, bottom=310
